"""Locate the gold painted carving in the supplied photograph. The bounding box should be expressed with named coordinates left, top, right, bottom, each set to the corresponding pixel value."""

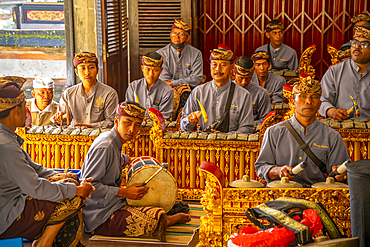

left=27, top=11, right=64, bottom=22
left=299, top=44, right=316, bottom=78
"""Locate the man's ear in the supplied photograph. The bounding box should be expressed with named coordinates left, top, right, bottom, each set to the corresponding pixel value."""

left=31, top=90, right=36, bottom=98
left=266, top=32, right=271, bottom=39
left=74, top=69, right=78, bottom=76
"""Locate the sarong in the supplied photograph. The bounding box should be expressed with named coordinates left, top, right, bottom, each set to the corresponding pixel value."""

left=94, top=205, right=166, bottom=240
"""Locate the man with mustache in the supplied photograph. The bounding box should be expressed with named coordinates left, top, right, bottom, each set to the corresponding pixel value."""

left=125, top=52, right=174, bottom=120
left=180, top=44, right=254, bottom=133
left=233, top=56, right=271, bottom=124
left=255, top=19, right=298, bottom=71
left=255, top=74, right=349, bottom=187
left=337, top=13, right=370, bottom=62
left=157, top=19, right=203, bottom=89
left=250, top=51, right=286, bottom=104
left=51, top=52, right=119, bottom=128
left=26, top=77, right=58, bottom=126
left=319, top=24, right=370, bottom=121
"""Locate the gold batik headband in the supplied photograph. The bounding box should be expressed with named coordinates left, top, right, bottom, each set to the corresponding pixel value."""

left=234, top=64, right=254, bottom=77
left=292, top=73, right=322, bottom=96
left=351, top=13, right=370, bottom=24
left=354, top=26, right=370, bottom=40
left=116, top=103, right=146, bottom=120
left=141, top=55, right=163, bottom=67
left=172, top=19, right=191, bottom=33
left=251, top=52, right=270, bottom=62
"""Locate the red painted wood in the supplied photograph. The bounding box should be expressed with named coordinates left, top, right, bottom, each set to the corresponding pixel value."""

left=197, top=0, right=370, bottom=80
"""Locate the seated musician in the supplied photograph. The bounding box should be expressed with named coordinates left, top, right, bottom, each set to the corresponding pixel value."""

left=339, top=13, right=370, bottom=61
left=250, top=51, right=286, bottom=104
left=180, top=44, right=254, bottom=133
left=51, top=52, right=119, bottom=128
left=26, top=77, right=58, bottom=126
left=255, top=19, right=298, bottom=71
left=0, top=76, right=94, bottom=246
left=233, top=56, right=271, bottom=124
left=125, top=52, right=174, bottom=120
left=319, top=24, right=370, bottom=121
left=81, top=101, right=191, bottom=241
left=255, top=74, right=349, bottom=187
left=157, top=19, right=203, bottom=89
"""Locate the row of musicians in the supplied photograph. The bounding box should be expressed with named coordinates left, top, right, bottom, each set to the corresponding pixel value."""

left=28, top=18, right=370, bottom=133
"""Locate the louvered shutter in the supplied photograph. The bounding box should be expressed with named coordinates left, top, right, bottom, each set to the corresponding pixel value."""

left=128, top=0, right=191, bottom=81
left=98, top=0, right=129, bottom=101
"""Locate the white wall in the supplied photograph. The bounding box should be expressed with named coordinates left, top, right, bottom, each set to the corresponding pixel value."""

left=0, top=59, right=66, bottom=78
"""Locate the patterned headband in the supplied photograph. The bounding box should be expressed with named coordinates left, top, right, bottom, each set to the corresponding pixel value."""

left=292, top=73, right=322, bottom=96
left=116, top=103, right=145, bottom=120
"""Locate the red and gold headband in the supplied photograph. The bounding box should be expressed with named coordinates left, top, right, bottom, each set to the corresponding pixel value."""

left=0, top=76, right=26, bottom=113
left=73, top=52, right=98, bottom=67
left=292, top=73, right=322, bottom=96
left=209, top=44, right=234, bottom=61
left=251, top=52, right=270, bottom=62
left=354, top=26, right=370, bottom=40
left=172, top=19, right=191, bottom=34
left=141, top=55, right=163, bottom=67
left=116, top=103, right=145, bottom=120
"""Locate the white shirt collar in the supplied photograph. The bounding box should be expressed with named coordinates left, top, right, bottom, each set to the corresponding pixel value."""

left=30, top=99, right=54, bottom=113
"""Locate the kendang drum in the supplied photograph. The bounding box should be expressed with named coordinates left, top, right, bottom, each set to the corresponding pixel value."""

left=126, top=156, right=178, bottom=212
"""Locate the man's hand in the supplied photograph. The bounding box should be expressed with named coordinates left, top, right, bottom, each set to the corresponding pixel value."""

left=187, top=111, right=202, bottom=125
left=268, top=165, right=294, bottom=180
left=51, top=112, right=64, bottom=125
left=327, top=108, right=348, bottom=120
left=76, top=177, right=95, bottom=198
left=117, top=183, right=149, bottom=200
left=164, top=81, right=173, bottom=87
left=74, top=123, right=93, bottom=128
left=332, top=165, right=347, bottom=182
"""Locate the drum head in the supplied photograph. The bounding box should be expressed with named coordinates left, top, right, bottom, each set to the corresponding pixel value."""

left=126, top=166, right=178, bottom=213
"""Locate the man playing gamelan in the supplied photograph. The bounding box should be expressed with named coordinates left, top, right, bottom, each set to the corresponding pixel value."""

left=255, top=74, right=349, bottom=187
left=180, top=44, right=254, bottom=133
left=81, top=101, right=191, bottom=241
left=233, top=56, right=271, bottom=124
left=157, top=19, right=203, bottom=89
left=255, top=19, right=299, bottom=71
left=0, top=76, right=95, bottom=247
left=126, top=52, right=174, bottom=119
left=26, top=77, right=58, bottom=126
left=250, top=51, right=286, bottom=104
left=319, top=24, right=370, bottom=121
left=52, top=52, right=119, bottom=128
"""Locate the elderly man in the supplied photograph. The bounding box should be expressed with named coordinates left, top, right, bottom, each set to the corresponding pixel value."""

left=255, top=74, right=349, bottom=187
left=180, top=44, right=254, bottom=133
left=52, top=52, right=119, bottom=128
left=255, top=19, right=298, bottom=71
left=157, top=19, right=203, bottom=89
left=233, top=56, right=271, bottom=124
left=0, top=76, right=94, bottom=246
left=81, top=101, right=190, bottom=241
left=250, top=51, right=286, bottom=104
left=26, top=77, right=58, bottom=126
left=126, top=52, right=174, bottom=119
left=319, top=24, right=370, bottom=121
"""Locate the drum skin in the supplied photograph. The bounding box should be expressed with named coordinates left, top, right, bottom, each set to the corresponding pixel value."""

left=126, top=157, right=178, bottom=213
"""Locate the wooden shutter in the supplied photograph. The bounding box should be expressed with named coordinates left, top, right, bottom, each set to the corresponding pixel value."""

left=128, top=0, right=191, bottom=81
left=98, top=0, right=129, bottom=101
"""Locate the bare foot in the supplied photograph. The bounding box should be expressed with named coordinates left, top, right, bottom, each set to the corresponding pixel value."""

left=32, top=239, right=39, bottom=247
left=167, top=213, right=191, bottom=226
